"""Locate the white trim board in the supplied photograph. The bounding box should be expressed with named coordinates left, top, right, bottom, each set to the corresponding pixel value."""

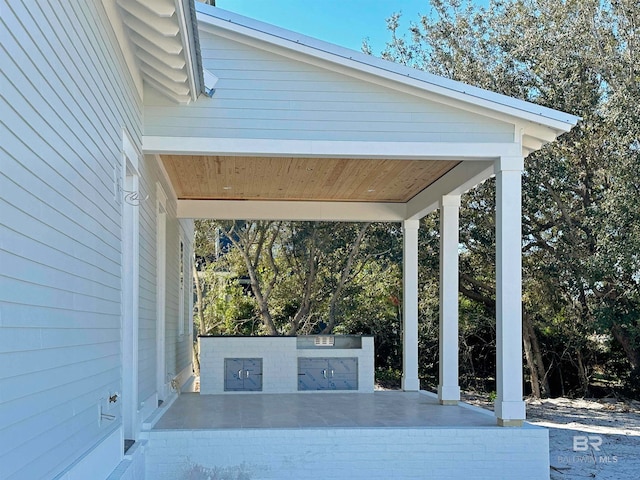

left=143, top=137, right=522, bottom=159
left=177, top=200, right=407, bottom=222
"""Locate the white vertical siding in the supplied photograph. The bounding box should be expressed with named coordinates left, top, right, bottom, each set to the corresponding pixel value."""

left=0, top=0, right=183, bottom=479
left=143, top=33, right=514, bottom=142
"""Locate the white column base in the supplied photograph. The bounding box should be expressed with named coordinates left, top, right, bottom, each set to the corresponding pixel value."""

left=402, top=376, right=420, bottom=392
left=495, top=399, right=526, bottom=425
left=437, top=385, right=460, bottom=405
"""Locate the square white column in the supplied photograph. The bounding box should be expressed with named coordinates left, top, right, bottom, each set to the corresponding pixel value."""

left=495, top=156, right=526, bottom=426
left=438, top=195, right=461, bottom=405
left=402, top=219, right=420, bottom=391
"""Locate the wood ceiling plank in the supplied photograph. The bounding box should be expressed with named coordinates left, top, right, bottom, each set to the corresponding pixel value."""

left=160, top=155, right=460, bottom=202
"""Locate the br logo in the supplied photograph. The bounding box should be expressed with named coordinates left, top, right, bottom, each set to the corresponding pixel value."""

left=573, top=435, right=602, bottom=452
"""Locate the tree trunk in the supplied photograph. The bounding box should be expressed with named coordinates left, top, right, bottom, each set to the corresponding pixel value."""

left=288, top=227, right=318, bottom=335
left=522, top=309, right=541, bottom=398
left=611, top=323, right=640, bottom=382
left=522, top=308, right=549, bottom=398
left=226, top=222, right=279, bottom=335
left=193, top=262, right=206, bottom=335
left=530, top=316, right=550, bottom=397
left=611, top=322, right=640, bottom=372
left=576, top=349, right=590, bottom=396
left=244, top=257, right=278, bottom=335
left=323, top=223, right=371, bottom=333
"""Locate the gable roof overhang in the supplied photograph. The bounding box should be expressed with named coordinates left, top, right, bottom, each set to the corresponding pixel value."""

left=141, top=4, right=579, bottom=222
left=107, top=0, right=203, bottom=103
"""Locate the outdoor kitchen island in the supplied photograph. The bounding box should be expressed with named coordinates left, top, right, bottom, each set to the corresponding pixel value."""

left=198, top=335, right=375, bottom=394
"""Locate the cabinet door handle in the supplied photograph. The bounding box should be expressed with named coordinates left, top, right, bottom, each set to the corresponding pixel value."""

left=322, top=369, right=327, bottom=379
left=330, top=369, right=334, bottom=378
left=245, top=370, right=250, bottom=378
left=238, top=369, right=243, bottom=379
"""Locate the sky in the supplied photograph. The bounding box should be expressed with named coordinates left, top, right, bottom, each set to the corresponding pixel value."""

left=214, top=0, right=490, bottom=54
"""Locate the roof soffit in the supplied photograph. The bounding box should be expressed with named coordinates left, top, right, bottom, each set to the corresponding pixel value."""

left=114, top=0, right=202, bottom=104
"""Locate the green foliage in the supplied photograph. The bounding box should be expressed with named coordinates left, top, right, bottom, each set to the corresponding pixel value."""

left=375, top=0, right=640, bottom=397
left=375, top=367, right=403, bottom=390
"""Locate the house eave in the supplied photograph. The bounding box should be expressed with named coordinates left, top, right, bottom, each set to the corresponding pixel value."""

left=115, top=0, right=203, bottom=104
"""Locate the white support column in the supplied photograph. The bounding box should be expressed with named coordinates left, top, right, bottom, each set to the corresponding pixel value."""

left=495, top=156, right=526, bottom=426
left=402, top=219, right=420, bottom=391
left=438, top=195, right=461, bottom=405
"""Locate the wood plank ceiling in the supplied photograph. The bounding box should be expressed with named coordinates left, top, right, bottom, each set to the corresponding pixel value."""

left=161, top=155, right=460, bottom=203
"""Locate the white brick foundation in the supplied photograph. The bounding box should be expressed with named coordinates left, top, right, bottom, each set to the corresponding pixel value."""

left=145, top=425, right=549, bottom=480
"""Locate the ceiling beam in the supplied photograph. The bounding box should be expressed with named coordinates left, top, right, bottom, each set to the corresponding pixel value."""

left=143, top=136, right=522, bottom=159
left=406, top=161, right=495, bottom=219
left=177, top=199, right=407, bottom=222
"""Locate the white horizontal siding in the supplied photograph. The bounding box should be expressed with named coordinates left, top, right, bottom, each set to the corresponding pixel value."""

left=135, top=157, right=193, bottom=407
left=143, top=33, right=514, bottom=143
left=0, top=0, right=143, bottom=479
left=137, top=159, right=158, bottom=407
left=161, top=216, right=194, bottom=383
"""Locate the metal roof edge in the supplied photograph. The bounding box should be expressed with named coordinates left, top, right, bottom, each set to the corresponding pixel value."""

left=180, top=0, right=203, bottom=100
left=195, top=3, right=579, bottom=130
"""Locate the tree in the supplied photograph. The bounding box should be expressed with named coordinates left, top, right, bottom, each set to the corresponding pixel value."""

left=373, top=0, right=640, bottom=397
left=194, top=220, right=392, bottom=337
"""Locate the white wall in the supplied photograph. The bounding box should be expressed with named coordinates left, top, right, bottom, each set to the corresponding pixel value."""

left=146, top=424, right=549, bottom=480
left=0, top=1, right=192, bottom=478
left=143, top=33, right=514, bottom=143
left=136, top=157, right=193, bottom=414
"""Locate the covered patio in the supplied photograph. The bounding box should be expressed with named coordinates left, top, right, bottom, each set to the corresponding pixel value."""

left=128, top=2, right=578, bottom=479
left=144, top=2, right=577, bottom=426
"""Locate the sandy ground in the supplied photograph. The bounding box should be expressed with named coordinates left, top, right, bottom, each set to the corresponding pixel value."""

left=527, top=397, right=640, bottom=479
left=464, top=393, right=640, bottom=479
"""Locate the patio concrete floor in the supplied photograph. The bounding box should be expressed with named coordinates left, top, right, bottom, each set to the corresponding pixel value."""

left=152, top=391, right=498, bottom=430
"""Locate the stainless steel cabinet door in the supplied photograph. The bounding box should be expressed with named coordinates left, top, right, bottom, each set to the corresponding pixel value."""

left=298, top=357, right=358, bottom=390
left=224, top=358, right=263, bottom=391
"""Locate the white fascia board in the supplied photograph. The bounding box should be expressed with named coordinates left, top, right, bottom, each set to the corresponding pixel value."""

left=195, top=4, right=579, bottom=133
left=177, top=200, right=407, bottom=222
left=406, top=161, right=495, bottom=219
left=176, top=0, right=201, bottom=102
left=143, top=136, right=522, bottom=159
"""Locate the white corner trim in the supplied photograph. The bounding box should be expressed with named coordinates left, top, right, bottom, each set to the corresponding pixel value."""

left=122, top=128, right=141, bottom=171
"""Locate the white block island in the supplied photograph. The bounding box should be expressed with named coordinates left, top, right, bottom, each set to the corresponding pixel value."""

left=198, top=335, right=375, bottom=394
